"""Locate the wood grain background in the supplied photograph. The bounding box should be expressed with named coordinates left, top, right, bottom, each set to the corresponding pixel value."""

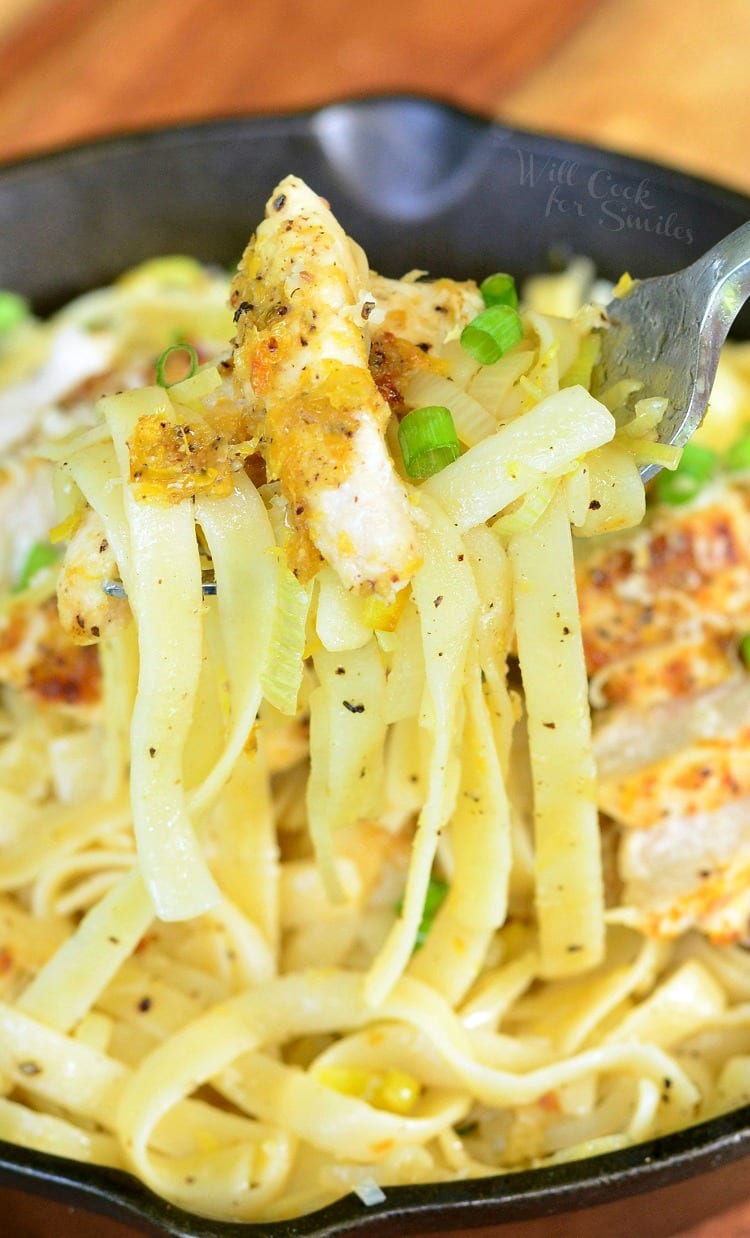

left=0, top=0, right=749, bottom=196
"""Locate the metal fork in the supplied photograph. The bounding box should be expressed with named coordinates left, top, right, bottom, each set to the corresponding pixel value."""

left=594, top=221, right=750, bottom=480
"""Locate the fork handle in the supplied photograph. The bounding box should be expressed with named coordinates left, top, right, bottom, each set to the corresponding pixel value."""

left=694, top=219, right=750, bottom=334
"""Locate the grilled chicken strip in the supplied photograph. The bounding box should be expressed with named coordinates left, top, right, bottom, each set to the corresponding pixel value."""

left=596, top=678, right=750, bottom=941
left=0, top=596, right=100, bottom=713
left=577, top=484, right=750, bottom=710
left=580, top=480, right=750, bottom=943
left=228, top=176, right=421, bottom=597
left=368, top=271, right=482, bottom=351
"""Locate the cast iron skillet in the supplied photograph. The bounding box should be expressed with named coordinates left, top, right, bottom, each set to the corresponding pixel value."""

left=1, top=96, right=749, bottom=1238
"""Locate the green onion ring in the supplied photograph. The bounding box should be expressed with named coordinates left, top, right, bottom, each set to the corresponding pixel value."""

left=398, top=405, right=460, bottom=479
left=460, top=305, right=524, bottom=366
left=155, top=342, right=199, bottom=388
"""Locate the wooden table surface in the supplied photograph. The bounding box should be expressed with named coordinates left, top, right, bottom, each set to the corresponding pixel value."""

left=0, top=0, right=749, bottom=1234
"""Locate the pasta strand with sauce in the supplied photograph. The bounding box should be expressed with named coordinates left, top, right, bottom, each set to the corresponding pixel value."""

left=1, top=178, right=750, bottom=1223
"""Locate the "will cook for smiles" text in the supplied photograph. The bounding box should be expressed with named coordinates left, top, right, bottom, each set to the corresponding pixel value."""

left=515, top=151, right=695, bottom=245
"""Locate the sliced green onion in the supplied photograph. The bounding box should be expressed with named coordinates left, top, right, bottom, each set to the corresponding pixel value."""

left=397, top=876, right=449, bottom=951
left=460, top=305, right=524, bottom=366
left=398, top=405, right=460, bottom=479
left=0, top=290, right=29, bottom=334
left=13, top=541, right=62, bottom=593
left=415, top=877, right=449, bottom=949
left=480, top=272, right=518, bottom=310
left=725, top=433, right=750, bottom=472
left=740, top=633, right=750, bottom=668
left=655, top=442, right=717, bottom=505
left=155, top=342, right=198, bottom=388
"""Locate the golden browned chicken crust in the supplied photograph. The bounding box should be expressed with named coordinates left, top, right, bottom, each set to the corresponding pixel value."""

left=578, top=485, right=750, bottom=706
left=0, top=596, right=100, bottom=711
left=581, top=480, right=750, bottom=944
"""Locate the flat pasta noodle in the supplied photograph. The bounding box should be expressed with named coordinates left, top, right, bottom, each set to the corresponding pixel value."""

left=364, top=493, right=480, bottom=1005
left=307, top=639, right=387, bottom=901
left=191, top=472, right=278, bottom=811
left=17, top=868, right=153, bottom=1032
left=2, top=184, right=750, bottom=1225
left=104, top=389, right=219, bottom=920
left=423, top=385, right=615, bottom=531
left=408, top=648, right=512, bottom=1004
left=508, top=486, right=604, bottom=977
left=203, top=748, right=280, bottom=953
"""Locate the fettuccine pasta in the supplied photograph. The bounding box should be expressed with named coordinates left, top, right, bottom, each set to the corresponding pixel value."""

left=1, top=179, right=750, bottom=1224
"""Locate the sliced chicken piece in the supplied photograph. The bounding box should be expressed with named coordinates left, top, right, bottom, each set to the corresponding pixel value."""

left=57, top=506, right=130, bottom=645
left=617, top=800, right=750, bottom=943
left=367, top=331, right=441, bottom=416
left=366, top=274, right=483, bottom=413
left=589, top=632, right=737, bottom=712
left=0, top=596, right=100, bottom=714
left=227, top=175, right=421, bottom=598
left=368, top=271, right=482, bottom=351
left=599, top=723, right=750, bottom=829
left=0, top=324, right=113, bottom=456
left=577, top=483, right=750, bottom=708
left=595, top=677, right=750, bottom=942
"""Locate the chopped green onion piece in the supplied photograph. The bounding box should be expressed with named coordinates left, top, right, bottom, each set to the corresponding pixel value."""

left=725, top=433, right=750, bottom=472
left=415, top=877, right=448, bottom=949
left=480, top=272, right=518, bottom=310
left=655, top=442, right=717, bottom=505
left=398, top=405, right=460, bottom=479
left=460, top=305, right=524, bottom=366
left=0, top=290, right=29, bottom=333
left=13, top=541, right=62, bottom=593
left=397, top=876, right=449, bottom=951
left=740, top=633, right=750, bottom=668
left=155, top=342, right=198, bottom=388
